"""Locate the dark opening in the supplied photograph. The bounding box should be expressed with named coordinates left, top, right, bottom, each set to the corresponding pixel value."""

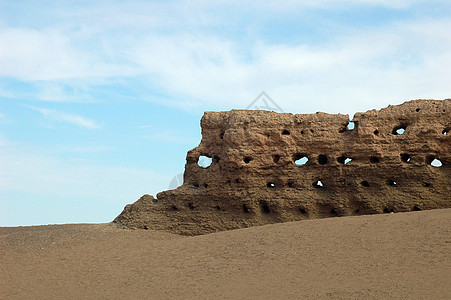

left=413, top=205, right=421, bottom=211
left=443, top=128, right=449, bottom=135
left=242, top=204, right=249, bottom=213
left=370, top=156, right=380, bottom=163
left=387, top=180, right=397, bottom=186
left=203, top=183, right=208, bottom=188
left=215, top=205, right=221, bottom=211
left=318, top=154, right=328, bottom=165
left=299, top=208, right=308, bottom=215
left=287, top=182, right=294, bottom=188
left=337, top=156, right=352, bottom=164
left=235, top=179, right=241, bottom=184
left=361, top=180, right=370, bottom=187
left=383, top=208, right=394, bottom=213
left=171, top=205, right=178, bottom=211
left=213, top=155, right=220, bottom=163
left=219, top=131, right=224, bottom=139
left=373, top=130, right=379, bottom=135
left=282, top=130, right=290, bottom=135
left=193, top=183, right=199, bottom=188
left=294, top=154, right=308, bottom=165
left=244, top=157, right=252, bottom=164
left=400, top=153, right=411, bottom=163
left=267, top=182, right=275, bottom=188
left=273, top=155, right=280, bottom=163
left=313, top=180, right=324, bottom=188
left=188, top=203, right=195, bottom=210
left=354, top=209, right=360, bottom=215
left=416, top=108, right=421, bottom=112
left=392, top=125, right=407, bottom=135
left=301, top=130, right=305, bottom=135
left=426, top=156, right=442, bottom=167
left=260, top=201, right=270, bottom=214
left=423, top=182, right=431, bottom=187
left=330, top=209, right=338, bottom=217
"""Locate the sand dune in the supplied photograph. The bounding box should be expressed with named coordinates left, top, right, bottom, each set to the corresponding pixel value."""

left=1, top=209, right=450, bottom=299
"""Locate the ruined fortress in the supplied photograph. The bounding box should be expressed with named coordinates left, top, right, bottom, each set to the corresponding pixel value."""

left=115, top=99, right=450, bottom=235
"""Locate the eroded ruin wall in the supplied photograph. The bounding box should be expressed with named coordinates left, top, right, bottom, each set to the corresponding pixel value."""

left=114, top=99, right=450, bottom=235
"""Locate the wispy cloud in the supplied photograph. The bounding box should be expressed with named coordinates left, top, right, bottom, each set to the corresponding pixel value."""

left=26, top=106, right=100, bottom=129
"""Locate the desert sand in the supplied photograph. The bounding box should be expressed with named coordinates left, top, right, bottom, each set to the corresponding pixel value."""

left=1, top=209, right=450, bottom=299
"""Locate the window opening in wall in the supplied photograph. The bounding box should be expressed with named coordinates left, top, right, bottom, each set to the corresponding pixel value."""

left=430, top=158, right=442, bottom=167
left=273, top=155, right=280, bottom=163
left=299, top=208, right=308, bottom=215
left=294, top=154, right=308, bottom=165
left=282, top=130, right=290, bottom=135
left=198, top=156, right=212, bottom=168
left=387, top=180, right=397, bottom=186
left=361, top=181, right=370, bottom=187
left=260, top=201, right=270, bottom=213
left=313, top=180, right=324, bottom=188
left=337, top=156, right=352, bottom=164
left=400, top=153, right=411, bottom=163
left=244, top=157, right=252, bottom=164
left=392, top=125, right=407, bottom=135
left=416, top=108, right=421, bottom=112
left=318, top=155, right=328, bottom=165
left=242, top=204, right=249, bottom=213
left=370, top=156, right=380, bottom=163
left=373, top=130, right=379, bottom=135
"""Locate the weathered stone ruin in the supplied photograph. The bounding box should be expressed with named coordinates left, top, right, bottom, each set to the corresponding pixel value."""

left=114, top=99, right=450, bottom=235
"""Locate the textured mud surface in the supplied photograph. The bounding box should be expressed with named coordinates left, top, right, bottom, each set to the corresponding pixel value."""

left=115, top=99, right=450, bottom=235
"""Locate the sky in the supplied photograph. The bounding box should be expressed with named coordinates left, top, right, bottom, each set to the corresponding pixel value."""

left=1, top=0, right=450, bottom=226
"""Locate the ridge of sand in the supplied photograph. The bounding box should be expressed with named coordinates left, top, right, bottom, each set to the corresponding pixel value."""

left=1, top=209, right=450, bottom=299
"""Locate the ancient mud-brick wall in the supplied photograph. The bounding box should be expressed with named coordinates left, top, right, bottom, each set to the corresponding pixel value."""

left=115, top=99, right=450, bottom=235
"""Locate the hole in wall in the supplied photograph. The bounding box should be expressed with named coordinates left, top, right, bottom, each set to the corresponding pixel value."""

left=273, top=155, right=280, bottom=163
left=260, top=201, right=271, bottom=214
left=282, top=130, right=290, bottom=135
left=313, top=180, right=324, bottom=188
left=373, top=130, right=379, bottom=135
left=427, top=156, right=443, bottom=167
left=242, top=204, right=249, bottom=213
left=203, top=183, right=208, bottom=188
left=443, top=128, right=449, bottom=135
left=413, top=205, right=421, bottom=211
left=387, top=180, right=397, bottom=186
left=423, top=182, right=431, bottom=187
left=193, top=183, right=199, bottom=188
left=213, top=155, right=220, bottom=163
left=318, top=155, right=328, bottom=165
left=299, top=208, right=308, bottom=215
left=244, top=157, right=252, bottom=164
left=235, top=179, right=241, bottom=184
left=337, top=156, right=352, bottom=164
left=267, top=182, right=276, bottom=188
left=171, top=205, right=178, bottom=211
left=215, top=205, right=221, bottom=211
left=330, top=209, right=338, bottom=217
left=287, top=182, right=294, bottom=188
left=400, top=153, right=411, bottom=163
left=219, top=131, right=224, bottom=139
left=370, top=156, right=380, bottom=163
left=188, top=203, right=195, bottom=210
left=294, top=154, right=308, bottom=165
left=361, top=180, right=370, bottom=187
left=354, top=209, right=360, bottom=215
left=383, top=208, right=394, bottom=213
left=416, top=108, right=421, bottom=112
left=198, top=156, right=212, bottom=168
left=392, top=125, right=407, bottom=135
left=301, top=130, right=305, bottom=135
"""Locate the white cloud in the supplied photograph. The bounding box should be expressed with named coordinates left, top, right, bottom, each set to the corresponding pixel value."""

left=27, top=106, right=100, bottom=129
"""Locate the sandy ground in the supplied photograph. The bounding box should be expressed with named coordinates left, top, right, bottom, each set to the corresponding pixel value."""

left=1, top=209, right=450, bottom=299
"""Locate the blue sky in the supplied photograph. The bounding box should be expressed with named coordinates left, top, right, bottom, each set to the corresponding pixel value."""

left=1, top=0, right=450, bottom=226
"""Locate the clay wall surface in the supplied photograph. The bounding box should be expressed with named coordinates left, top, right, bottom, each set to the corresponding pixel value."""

left=115, top=99, right=450, bottom=235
